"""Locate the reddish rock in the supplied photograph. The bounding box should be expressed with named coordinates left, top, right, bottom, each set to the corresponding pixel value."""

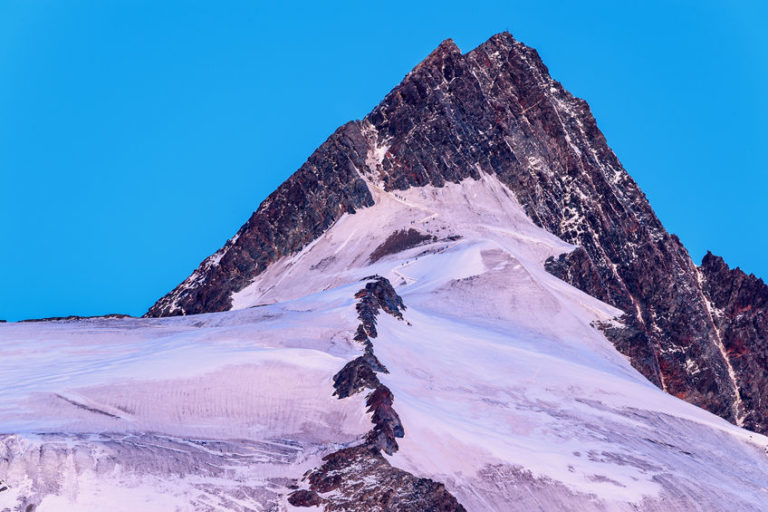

left=699, top=252, right=768, bottom=432
left=306, top=445, right=466, bottom=512
left=333, top=356, right=381, bottom=399
left=369, top=228, right=434, bottom=263
left=287, top=489, right=322, bottom=507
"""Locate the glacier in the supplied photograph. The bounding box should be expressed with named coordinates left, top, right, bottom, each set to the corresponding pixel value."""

left=2, top=175, right=767, bottom=511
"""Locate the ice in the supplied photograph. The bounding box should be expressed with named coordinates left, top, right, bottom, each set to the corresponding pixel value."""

left=2, top=175, right=768, bottom=510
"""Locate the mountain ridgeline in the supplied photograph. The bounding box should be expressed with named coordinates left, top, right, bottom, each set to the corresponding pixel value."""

left=147, top=33, right=768, bottom=435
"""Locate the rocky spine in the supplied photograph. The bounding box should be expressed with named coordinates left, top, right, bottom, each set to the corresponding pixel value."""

left=288, top=276, right=466, bottom=511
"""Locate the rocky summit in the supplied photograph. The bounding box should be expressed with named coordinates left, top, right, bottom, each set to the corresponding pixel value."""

left=3, top=33, right=768, bottom=511
left=149, top=32, right=768, bottom=437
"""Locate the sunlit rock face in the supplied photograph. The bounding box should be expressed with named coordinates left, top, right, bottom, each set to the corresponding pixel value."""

left=147, top=32, right=768, bottom=436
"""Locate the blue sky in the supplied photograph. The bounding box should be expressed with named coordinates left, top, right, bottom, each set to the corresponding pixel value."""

left=1, top=1, right=766, bottom=321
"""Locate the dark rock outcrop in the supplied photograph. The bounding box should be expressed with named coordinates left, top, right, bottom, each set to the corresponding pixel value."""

left=147, top=33, right=768, bottom=434
left=369, top=228, right=434, bottom=263
left=365, top=384, right=405, bottom=455
left=354, top=275, right=406, bottom=339
left=699, top=252, right=768, bottom=432
left=296, top=445, right=466, bottom=512
left=293, top=277, right=464, bottom=509
left=333, top=356, right=383, bottom=400
left=287, top=489, right=322, bottom=507
left=332, top=276, right=405, bottom=455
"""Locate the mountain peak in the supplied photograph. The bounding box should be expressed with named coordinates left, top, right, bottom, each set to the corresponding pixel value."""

left=410, top=37, right=463, bottom=76
left=148, top=33, right=768, bottom=438
left=483, top=30, right=518, bottom=47
left=701, top=250, right=727, bottom=270
left=7, top=31, right=768, bottom=511
left=434, top=37, right=461, bottom=54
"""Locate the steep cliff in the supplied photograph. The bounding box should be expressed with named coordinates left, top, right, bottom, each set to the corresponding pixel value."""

left=699, top=252, right=768, bottom=432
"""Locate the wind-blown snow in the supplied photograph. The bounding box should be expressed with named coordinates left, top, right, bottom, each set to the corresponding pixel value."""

left=2, top=175, right=768, bottom=510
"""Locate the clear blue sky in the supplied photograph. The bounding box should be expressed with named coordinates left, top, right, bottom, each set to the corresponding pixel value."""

left=1, top=1, right=766, bottom=321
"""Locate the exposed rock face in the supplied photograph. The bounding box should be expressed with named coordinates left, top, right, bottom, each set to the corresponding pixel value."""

left=361, top=34, right=748, bottom=428
left=333, top=356, right=385, bottom=400
left=147, top=33, right=767, bottom=434
left=146, top=123, right=375, bottom=317
left=287, top=489, right=322, bottom=507
left=298, top=445, right=465, bottom=512
left=699, top=252, right=768, bottom=433
left=332, top=276, right=405, bottom=455
left=369, top=228, right=434, bottom=263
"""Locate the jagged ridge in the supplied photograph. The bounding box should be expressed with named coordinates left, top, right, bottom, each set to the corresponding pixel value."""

left=289, top=276, right=465, bottom=511
left=332, top=276, right=405, bottom=455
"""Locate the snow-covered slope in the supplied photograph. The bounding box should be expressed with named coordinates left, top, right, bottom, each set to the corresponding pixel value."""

left=2, top=175, right=768, bottom=511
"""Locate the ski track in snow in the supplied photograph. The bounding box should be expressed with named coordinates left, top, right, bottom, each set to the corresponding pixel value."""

left=2, top=176, right=768, bottom=511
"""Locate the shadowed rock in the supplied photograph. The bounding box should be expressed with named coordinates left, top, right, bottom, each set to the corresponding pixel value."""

left=287, top=489, right=322, bottom=507
left=369, top=228, right=434, bottom=263
left=296, top=277, right=465, bottom=508
left=304, top=445, right=466, bottom=512
left=333, top=357, right=381, bottom=399
left=699, top=252, right=768, bottom=432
